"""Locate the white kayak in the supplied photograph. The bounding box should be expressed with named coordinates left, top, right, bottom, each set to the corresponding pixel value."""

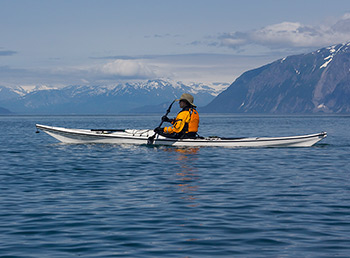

left=36, top=124, right=327, bottom=148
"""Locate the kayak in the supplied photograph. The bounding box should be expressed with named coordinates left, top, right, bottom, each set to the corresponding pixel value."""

left=35, top=124, right=327, bottom=147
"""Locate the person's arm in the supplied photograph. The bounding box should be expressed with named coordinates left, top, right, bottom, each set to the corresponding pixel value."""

left=163, top=111, right=189, bottom=134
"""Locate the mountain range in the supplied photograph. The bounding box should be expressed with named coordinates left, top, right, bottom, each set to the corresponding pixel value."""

left=203, top=43, right=350, bottom=113
left=1, top=43, right=350, bottom=114
left=0, top=80, right=228, bottom=114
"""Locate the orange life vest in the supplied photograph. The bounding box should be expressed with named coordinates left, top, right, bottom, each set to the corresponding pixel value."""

left=187, top=108, right=199, bottom=133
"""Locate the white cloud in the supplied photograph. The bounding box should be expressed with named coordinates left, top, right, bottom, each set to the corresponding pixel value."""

left=219, top=13, right=350, bottom=51
left=99, top=59, right=157, bottom=78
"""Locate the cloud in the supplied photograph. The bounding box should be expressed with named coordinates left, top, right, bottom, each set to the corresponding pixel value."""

left=218, top=13, right=350, bottom=51
left=98, top=59, right=158, bottom=78
left=0, top=53, right=280, bottom=88
left=0, top=50, right=17, bottom=56
left=144, top=33, right=180, bottom=39
left=43, top=59, right=162, bottom=84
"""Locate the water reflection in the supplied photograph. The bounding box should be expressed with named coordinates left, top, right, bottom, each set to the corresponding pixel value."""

left=163, top=148, right=204, bottom=243
left=164, top=148, right=200, bottom=206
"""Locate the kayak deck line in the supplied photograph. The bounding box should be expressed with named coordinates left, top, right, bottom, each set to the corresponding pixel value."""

left=35, top=124, right=327, bottom=147
left=91, top=129, right=126, bottom=132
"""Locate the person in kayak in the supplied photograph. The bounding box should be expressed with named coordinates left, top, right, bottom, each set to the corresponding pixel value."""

left=154, top=93, right=199, bottom=139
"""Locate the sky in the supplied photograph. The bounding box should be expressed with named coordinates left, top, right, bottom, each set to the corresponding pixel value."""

left=1, top=0, right=350, bottom=89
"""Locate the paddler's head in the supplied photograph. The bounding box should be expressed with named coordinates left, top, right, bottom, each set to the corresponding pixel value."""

left=176, top=93, right=196, bottom=108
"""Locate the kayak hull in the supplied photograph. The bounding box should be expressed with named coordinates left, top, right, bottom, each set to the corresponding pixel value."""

left=36, top=124, right=327, bottom=147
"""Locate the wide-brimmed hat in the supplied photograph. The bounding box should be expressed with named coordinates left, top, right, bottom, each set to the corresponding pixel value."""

left=176, top=93, right=195, bottom=106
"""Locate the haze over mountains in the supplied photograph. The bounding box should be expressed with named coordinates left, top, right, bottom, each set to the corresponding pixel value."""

left=1, top=43, right=350, bottom=114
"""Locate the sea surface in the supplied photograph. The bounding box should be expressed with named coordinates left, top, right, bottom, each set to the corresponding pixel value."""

left=0, top=114, right=349, bottom=257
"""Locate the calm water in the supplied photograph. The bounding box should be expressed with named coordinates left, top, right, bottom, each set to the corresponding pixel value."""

left=0, top=114, right=349, bottom=257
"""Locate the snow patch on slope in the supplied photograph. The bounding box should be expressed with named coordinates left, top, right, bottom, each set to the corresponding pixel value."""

left=319, top=43, right=349, bottom=69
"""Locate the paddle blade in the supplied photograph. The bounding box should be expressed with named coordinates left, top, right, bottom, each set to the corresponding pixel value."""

left=147, top=135, right=155, bottom=144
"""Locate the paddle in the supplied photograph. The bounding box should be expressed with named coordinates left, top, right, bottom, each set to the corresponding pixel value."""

left=147, top=100, right=175, bottom=144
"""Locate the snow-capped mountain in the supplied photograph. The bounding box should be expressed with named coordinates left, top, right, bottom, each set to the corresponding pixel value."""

left=204, top=43, right=350, bottom=113
left=0, top=80, right=228, bottom=114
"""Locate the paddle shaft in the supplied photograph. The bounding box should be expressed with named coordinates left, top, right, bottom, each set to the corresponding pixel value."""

left=147, top=100, right=175, bottom=144
left=157, top=100, right=175, bottom=128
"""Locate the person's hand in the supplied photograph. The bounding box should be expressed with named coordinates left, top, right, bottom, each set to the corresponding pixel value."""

left=162, top=115, right=171, bottom=122
left=154, top=127, right=163, bottom=134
